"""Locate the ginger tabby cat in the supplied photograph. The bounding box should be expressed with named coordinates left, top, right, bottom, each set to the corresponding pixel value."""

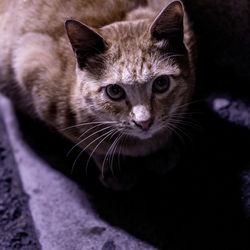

left=0, top=0, right=195, bottom=189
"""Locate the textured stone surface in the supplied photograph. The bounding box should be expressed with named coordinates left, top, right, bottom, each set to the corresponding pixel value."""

left=0, top=99, right=40, bottom=250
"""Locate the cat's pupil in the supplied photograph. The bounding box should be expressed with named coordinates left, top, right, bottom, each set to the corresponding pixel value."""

left=111, top=86, right=120, bottom=94
left=157, top=79, right=165, bottom=86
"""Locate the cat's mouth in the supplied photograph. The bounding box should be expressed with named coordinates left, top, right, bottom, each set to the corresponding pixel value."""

left=129, top=127, right=157, bottom=140
left=128, top=122, right=170, bottom=140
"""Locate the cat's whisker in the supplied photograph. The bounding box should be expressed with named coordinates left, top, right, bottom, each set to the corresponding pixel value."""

left=167, top=54, right=185, bottom=59
left=101, top=129, right=123, bottom=178
left=173, top=99, right=204, bottom=111
left=71, top=128, right=117, bottom=175
left=109, top=133, right=124, bottom=178
left=117, top=132, right=128, bottom=172
left=117, top=138, right=123, bottom=173
left=165, top=122, right=186, bottom=146
left=108, top=132, right=121, bottom=167
left=168, top=120, right=193, bottom=144
left=85, top=129, right=118, bottom=176
left=165, top=52, right=185, bottom=56
left=77, top=123, right=107, bottom=140
left=61, top=121, right=117, bottom=131
left=67, top=125, right=114, bottom=157
left=169, top=111, right=202, bottom=116
left=169, top=110, right=202, bottom=125
left=156, top=124, right=166, bottom=133
left=168, top=117, right=201, bottom=130
left=167, top=114, right=201, bottom=125
left=168, top=113, right=197, bottom=122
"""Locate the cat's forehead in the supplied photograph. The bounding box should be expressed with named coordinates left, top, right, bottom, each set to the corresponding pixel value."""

left=104, top=47, right=180, bottom=85
left=104, top=56, right=180, bottom=85
left=100, top=21, right=181, bottom=84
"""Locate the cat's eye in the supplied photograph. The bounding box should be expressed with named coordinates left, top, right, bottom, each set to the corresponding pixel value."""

left=105, top=84, right=126, bottom=101
left=152, top=75, right=170, bottom=94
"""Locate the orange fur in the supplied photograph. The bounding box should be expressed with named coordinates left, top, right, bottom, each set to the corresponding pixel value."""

left=0, top=0, right=196, bottom=187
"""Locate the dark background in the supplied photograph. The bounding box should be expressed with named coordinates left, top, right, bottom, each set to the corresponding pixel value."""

left=184, top=0, right=250, bottom=98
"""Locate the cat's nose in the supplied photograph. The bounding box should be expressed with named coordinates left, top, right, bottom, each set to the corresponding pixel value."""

left=133, top=118, right=153, bottom=131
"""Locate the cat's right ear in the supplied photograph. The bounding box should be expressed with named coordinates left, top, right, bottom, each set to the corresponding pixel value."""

left=65, top=19, right=107, bottom=69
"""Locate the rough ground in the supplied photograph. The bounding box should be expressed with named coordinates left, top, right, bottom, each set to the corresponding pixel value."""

left=0, top=113, right=40, bottom=249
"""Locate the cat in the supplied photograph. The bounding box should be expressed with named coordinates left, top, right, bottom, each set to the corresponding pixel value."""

left=0, top=0, right=196, bottom=189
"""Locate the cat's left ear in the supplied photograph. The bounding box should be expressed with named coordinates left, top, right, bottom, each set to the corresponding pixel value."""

left=65, top=19, right=107, bottom=69
left=150, top=1, right=184, bottom=48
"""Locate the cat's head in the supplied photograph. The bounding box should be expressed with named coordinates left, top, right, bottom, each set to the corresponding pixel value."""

left=65, top=1, right=194, bottom=141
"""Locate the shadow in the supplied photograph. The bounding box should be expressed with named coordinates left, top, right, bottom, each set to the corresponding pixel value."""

left=16, top=100, right=250, bottom=249
left=183, top=0, right=250, bottom=98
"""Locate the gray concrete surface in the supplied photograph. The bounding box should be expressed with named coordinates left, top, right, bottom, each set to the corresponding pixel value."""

left=0, top=103, right=40, bottom=250
left=0, top=94, right=156, bottom=250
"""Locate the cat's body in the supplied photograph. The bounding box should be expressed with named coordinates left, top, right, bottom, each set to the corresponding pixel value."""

left=0, top=0, right=195, bottom=188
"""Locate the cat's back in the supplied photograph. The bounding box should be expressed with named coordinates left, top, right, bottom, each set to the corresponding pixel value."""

left=1, top=0, right=147, bottom=33
left=0, top=0, right=147, bottom=93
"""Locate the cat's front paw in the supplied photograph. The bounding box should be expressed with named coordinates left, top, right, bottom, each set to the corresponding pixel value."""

left=99, top=173, right=136, bottom=191
left=93, top=154, right=135, bottom=191
left=145, top=145, right=180, bottom=175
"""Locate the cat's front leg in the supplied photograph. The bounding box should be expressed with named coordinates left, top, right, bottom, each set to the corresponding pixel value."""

left=92, top=142, right=180, bottom=190
left=92, top=154, right=137, bottom=191
left=144, top=144, right=181, bottom=175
